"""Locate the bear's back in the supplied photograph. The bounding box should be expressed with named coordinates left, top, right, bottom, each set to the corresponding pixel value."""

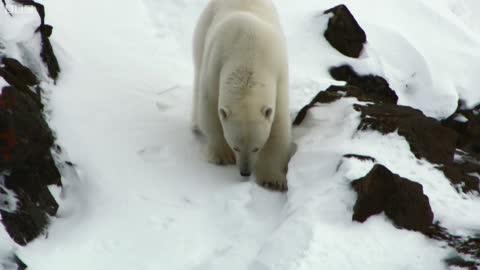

left=208, top=0, right=281, bottom=27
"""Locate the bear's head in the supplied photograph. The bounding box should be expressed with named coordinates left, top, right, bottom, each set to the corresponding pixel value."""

left=219, top=104, right=274, bottom=177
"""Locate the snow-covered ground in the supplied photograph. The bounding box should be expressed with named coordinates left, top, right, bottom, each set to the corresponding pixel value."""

left=1, top=0, right=480, bottom=269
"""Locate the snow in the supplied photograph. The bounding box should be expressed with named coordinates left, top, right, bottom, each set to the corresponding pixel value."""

left=0, top=1, right=38, bottom=42
left=0, top=76, right=8, bottom=91
left=0, top=0, right=39, bottom=60
left=454, top=114, right=469, bottom=123
left=0, top=175, right=18, bottom=270
left=0, top=187, right=18, bottom=214
left=0, top=0, right=478, bottom=269
left=0, top=0, right=50, bottom=81
left=448, top=0, right=480, bottom=37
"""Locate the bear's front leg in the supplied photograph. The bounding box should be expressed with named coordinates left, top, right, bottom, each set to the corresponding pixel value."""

left=255, top=164, right=288, bottom=192
left=200, top=94, right=236, bottom=165
left=255, top=132, right=292, bottom=192
left=207, top=137, right=236, bottom=165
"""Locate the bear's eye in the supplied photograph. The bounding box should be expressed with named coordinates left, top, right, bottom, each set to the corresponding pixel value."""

left=252, top=148, right=259, bottom=153
left=233, top=147, right=240, bottom=152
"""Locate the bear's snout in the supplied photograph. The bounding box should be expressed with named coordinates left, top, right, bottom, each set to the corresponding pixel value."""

left=240, top=171, right=251, bottom=177
left=239, top=159, right=252, bottom=177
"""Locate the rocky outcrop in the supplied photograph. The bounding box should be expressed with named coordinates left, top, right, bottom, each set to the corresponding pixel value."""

left=343, top=154, right=376, bottom=163
left=293, top=67, right=398, bottom=125
left=353, top=103, right=480, bottom=193
left=442, top=101, right=480, bottom=156
left=294, top=4, right=480, bottom=268
left=427, top=224, right=480, bottom=269
left=323, top=5, right=366, bottom=58
left=354, top=104, right=457, bottom=164
left=0, top=57, right=61, bottom=245
left=0, top=2, right=61, bottom=268
left=294, top=65, right=479, bottom=194
left=329, top=65, right=399, bottom=105
left=351, top=164, right=434, bottom=232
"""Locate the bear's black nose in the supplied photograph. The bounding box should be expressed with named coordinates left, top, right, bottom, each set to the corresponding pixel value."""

left=240, top=171, right=251, bottom=177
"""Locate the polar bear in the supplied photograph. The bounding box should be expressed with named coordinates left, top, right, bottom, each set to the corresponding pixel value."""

left=192, top=0, right=293, bottom=191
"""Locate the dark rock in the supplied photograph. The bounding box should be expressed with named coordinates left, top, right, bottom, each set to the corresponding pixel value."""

left=6, top=167, right=60, bottom=215
left=343, top=154, right=376, bottom=163
left=442, top=101, right=480, bottom=157
left=293, top=85, right=346, bottom=125
left=329, top=64, right=358, bottom=82
left=1, top=254, right=28, bottom=270
left=445, top=256, right=478, bottom=270
left=295, top=66, right=477, bottom=193
left=293, top=81, right=398, bottom=125
left=427, top=223, right=480, bottom=268
left=39, top=24, right=53, bottom=38
left=354, top=103, right=479, bottom=193
left=442, top=163, right=479, bottom=193
left=440, top=101, right=480, bottom=193
left=13, top=0, right=45, bottom=26
left=11, top=255, right=27, bottom=270
left=1, top=193, right=51, bottom=245
left=457, top=238, right=480, bottom=259
left=0, top=59, right=60, bottom=245
left=2, top=58, right=38, bottom=86
left=351, top=164, right=434, bottom=232
left=38, top=25, right=60, bottom=80
left=354, top=104, right=457, bottom=165
left=11, top=0, right=60, bottom=80
left=330, top=65, right=398, bottom=104
left=0, top=68, right=42, bottom=108
left=348, top=76, right=398, bottom=104
left=0, top=41, right=5, bottom=58
left=2, top=0, right=12, bottom=16
left=336, top=154, right=376, bottom=175
left=452, top=151, right=480, bottom=180
left=293, top=85, right=345, bottom=126
left=385, top=180, right=434, bottom=232
left=0, top=86, right=54, bottom=167
left=293, top=66, right=397, bottom=125
left=324, top=5, right=366, bottom=58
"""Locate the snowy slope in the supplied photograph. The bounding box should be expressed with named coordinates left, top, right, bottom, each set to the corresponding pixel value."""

left=7, top=0, right=480, bottom=269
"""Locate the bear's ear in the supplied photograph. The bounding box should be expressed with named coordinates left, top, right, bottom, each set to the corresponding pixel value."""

left=261, top=106, right=273, bottom=120
left=219, top=107, right=231, bottom=120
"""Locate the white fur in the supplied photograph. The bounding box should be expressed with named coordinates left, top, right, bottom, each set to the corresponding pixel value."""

left=192, top=0, right=293, bottom=190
